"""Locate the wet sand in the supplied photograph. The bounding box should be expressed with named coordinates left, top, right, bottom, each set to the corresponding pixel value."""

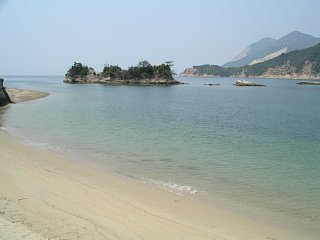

left=0, top=130, right=310, bottom=240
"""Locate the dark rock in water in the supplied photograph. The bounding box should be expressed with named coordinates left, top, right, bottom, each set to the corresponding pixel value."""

left=204, top=83, right=220, bottom=86
left=0, top=78, right=12, bottom=107
left=234, top=80, right=265, bottom=87
left=296, top=81, right=320, bottom=85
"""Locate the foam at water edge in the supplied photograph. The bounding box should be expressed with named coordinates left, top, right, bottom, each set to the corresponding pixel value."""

left=144, top=178, right=206, bottom=196
left=20, top=139, right=50, bottom=149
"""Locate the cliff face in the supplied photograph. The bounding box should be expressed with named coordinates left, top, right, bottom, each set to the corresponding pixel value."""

left=180, top=67, right=199, bottom=77
left=180, top=65, right=225, bottom=78
left=249, top=61, right=320, bottom=79
left=0, top=78, right=12, bottom=107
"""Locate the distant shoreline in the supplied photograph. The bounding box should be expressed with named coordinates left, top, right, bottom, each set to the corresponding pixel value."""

left=180, top=74, right=320, bottom=80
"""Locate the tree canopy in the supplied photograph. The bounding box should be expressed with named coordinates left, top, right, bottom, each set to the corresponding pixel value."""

left=101, top=60, right=174, bottom=80
left=66, top=62, right=90, bottom=78
left=66, top=60, right=175, bottom=81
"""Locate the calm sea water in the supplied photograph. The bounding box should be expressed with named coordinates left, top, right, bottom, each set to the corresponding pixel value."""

left=1, top=76, right=320, bottom=234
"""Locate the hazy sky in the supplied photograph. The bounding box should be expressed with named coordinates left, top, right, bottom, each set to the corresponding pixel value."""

left=1, top=0, right=320, bottom=75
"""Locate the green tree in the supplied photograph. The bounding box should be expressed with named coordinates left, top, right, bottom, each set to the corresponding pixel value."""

left=102, top=65, right=122, bottom=78
left=66, top=62, right=90, bottom=78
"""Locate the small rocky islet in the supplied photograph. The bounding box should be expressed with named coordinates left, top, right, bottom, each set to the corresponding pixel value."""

left=63, top=61, right=182, bottom=85
left=296, top=81, right=320, bottom=85
left=234, top=80, right=265, bottom=86
left=204, top=83, right=220, bottom=86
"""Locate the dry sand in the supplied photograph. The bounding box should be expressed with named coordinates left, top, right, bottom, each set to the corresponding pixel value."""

left=0, top=131, right=313, bottom=240
left=6, top=88, right=49, bottom=103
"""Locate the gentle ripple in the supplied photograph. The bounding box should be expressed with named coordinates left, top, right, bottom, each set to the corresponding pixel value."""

left=1, top=75, right=320, bottom=234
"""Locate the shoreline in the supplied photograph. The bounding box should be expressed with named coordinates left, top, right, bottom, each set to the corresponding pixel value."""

left=0, top=130, right=316, bottom=239
left=179, top=74, right=320, bottom=80
left=0, top=84, right=318, bottom=239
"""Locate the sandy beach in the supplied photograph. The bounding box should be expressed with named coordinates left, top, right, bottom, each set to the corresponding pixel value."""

left=1, top=0, right=319, bottom=238
left=0, top=87, right=316, bottom=240
left=6, top=88, right=49, bottom=103
left=0, top=128, right=313, bottom=240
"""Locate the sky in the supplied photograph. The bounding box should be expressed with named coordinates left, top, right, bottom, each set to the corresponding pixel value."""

left=1, top=0, right=320, bottom=75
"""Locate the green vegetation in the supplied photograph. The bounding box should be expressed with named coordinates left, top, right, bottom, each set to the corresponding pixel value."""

left=192, top=64, right=238, bottom=77
left=66, top=62, right=91, bottom=78
left=191, top=43, right=320, bottom=77
left=243, top=43, right=320, bottom=76
left=102, top=60, right=174, bottom=80
left=66, top=60, right=175, bottom=81
left=102, top=65, right=122, bottom=79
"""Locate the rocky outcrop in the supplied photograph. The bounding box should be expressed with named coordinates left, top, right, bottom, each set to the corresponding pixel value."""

left=64, top=74, right=182, bottom=85
left=0, top=78, right=12, bottom=107
left=296, top=81, right=320, bottom=85
left=63, top=71, right=182, bottom=85
left=180, top=67, right=199, bottom=77
left=251, top=61, right=320, bottom=80
left=180, top=66, right=223, bottom=78
left=234, top=80, right=265, bottom=86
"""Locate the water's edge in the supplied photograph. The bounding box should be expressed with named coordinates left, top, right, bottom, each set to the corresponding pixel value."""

left=1, top=76, right=319, bottom=237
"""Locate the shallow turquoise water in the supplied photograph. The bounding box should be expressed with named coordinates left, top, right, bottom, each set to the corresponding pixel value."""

left=1, top=76, right=320, bottom=233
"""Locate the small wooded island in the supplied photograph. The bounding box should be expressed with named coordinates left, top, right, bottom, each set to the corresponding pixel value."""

left=64, top=61, right=182, bottom=85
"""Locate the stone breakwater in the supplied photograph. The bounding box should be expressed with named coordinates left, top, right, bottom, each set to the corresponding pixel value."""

left=0, top=78, right=12, bottom=107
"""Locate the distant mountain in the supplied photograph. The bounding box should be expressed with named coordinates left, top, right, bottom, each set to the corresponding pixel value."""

left=223, top=31, right=320, bottom=67
left=181, top=43, right=320, bottom=80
